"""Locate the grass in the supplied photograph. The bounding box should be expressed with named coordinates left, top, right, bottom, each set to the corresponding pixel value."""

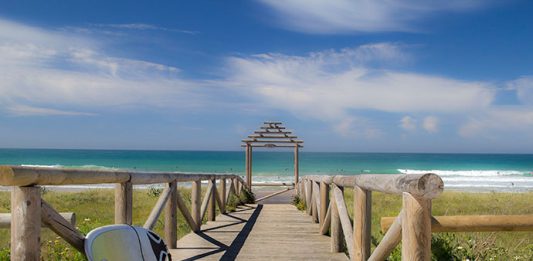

left=319, top=190, right=533, bottom=260
left=0, top=187, right=224, bottom=260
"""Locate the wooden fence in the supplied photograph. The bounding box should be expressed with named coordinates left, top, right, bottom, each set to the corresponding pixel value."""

left=0, top=165, right=248, bottom=260
left=299, top=174, right=444, bottom=261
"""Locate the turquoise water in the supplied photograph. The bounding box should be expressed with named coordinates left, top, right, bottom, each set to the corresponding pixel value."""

left=1, top=149, right=533, bottom=191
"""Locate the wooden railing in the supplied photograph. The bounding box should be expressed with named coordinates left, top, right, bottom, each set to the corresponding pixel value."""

left=299, top=174, right=444, bottom=261
left=0, top=165, right=248, bottom=260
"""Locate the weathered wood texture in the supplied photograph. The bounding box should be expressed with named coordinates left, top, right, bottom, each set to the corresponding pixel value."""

left=144, top=184, right=174, bottom=230
left=41, top=200, right=85, bottom=254
left=402, top=192, right=432, bottom=261
left=369, top=213, right=402, bottom=261
left=353, top=186, right=371, bottom=261
left=333, top=186, right=354, bottom=259
left=208, top=179, right=216, bottom=221
left=115, top=182, right=132, bottom=224
left=11, top=186, right=41, bottom=260
left=331, top=186, right=342, bottom=253
left=171, top=204, right=348, bottom=260
left=191, top=180, right=202, bottom=231
left=0, top=212, right=75, bottom=228
left=255, top=188, right=293, bottom=202
left=320, top=181, right=329, bottom=226
left=164, top=181, right=178, bottom=249
left=0, top=165, right=243, bottom=186
left=382, top=214, right=533, bottom=232
left=305, top=173, right=444, bottom=199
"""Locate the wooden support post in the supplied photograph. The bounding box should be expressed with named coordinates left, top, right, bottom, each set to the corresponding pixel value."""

left=248, top=146, right=253, bottom=190
left=311, top=182, right=319, bottom=223
left=294, top=145, right=299, bottom=189
left=176, top=191, right=199, bottom=232
left=208, top=179, right=216, bottom=221
left=305, top=180, right=313, bottom=215
left=191, top=180, right=201, bottom=231
left=353, top=186, right=371, bottom=261
left=402, top=192, right=432, bottom=261
left=165, top=181, right=178, bottom=249
left=331, top=185, right=342, bottom=253
left=320, top=181, right=329, bottom=226
left=11, top=186, right=41, bottom=260
left=320, top=202, right=331, bottom=235
left=245, top=143, right=250, bottom=189
left=115, top=182, right=132, bottom=224
left=220, top=178, right=226, bottom=214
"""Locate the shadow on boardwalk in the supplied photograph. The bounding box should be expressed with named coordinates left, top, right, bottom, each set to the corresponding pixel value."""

left=170, top=204, right=348, bottom=261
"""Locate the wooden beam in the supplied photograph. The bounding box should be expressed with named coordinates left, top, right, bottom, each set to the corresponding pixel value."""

left=220, top=178, right=226, bottom=214
left=319, top=181, right=329, bottom=227
left=260, top=126, right=286, bottom=130
left=402, top=192, right=432, bottom=261
left=353, top=186, right=371, bottom=261
left=207, top=179, right=216, bottom=221
left=248, top=134, right=297, bottom=139
left=312, top=181, right=320, bottom=223
left=144, top=184, right=175, bottom=230
left=41, top=200, right=85, bottom=254
left=369, top=213, right=402, bottom=261
left=241, top=144, right=304, bottom=148
left=164, top=181, right=177, bottom=249
left=176, top=189, right=198, bottom=232
left=242, top=139, right=303, bottom=143
left=382, top=214, right=533, bottom=233
left=0, top=212, right=75, bottom=228
left=294, top=146, right=299, bottom=188
left=191, top=180, right=201, bottom=231
left=333, top=186, right=354, bottom=259
left=115, top=182, right=132, bottom=224
left=200, top=181, right=214, bottom=221
left=330, top=186, right=342, bottom=253
left=320, top=202, right=331, bottom=235
left=254, top=130, right=292, bottom=135
left=11, top=186, right=41, bottom=260
left=0, top=166, right=242, bottom=186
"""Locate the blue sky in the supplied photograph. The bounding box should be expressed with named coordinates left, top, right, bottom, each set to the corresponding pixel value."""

left=1, top=0, right=533, bottom=153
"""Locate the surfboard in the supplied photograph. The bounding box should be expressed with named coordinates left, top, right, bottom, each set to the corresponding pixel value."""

left=85, top=224, right=171, bottom=261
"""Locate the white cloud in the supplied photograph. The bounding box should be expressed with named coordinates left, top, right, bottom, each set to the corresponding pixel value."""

left=225, top=44, right=494, bottom=121
left=459, top=108, right=533, bottom=137
left=400, top=116, right=416, bottom=131
left=506, top=76, right=533, bottom=105
left=423, top=116, right=439, bottom=133
left=90, top=23, right=199, bottom=34
left=0, top=18, right=204, bottom=116
left=257, top=0, right=492, bottom=33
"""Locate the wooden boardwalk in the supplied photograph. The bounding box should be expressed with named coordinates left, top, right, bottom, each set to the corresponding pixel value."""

left=170, top=204, right=348, bottom=260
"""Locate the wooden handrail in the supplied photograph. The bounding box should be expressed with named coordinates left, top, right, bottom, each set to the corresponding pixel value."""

left=0, top=165, right=244, bottom=186
left=300, top=174, right=441, bottom=261
left=2, top=165, right=250, bottom=259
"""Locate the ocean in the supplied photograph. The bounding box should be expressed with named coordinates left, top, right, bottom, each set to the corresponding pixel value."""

left=1, top=148, right=532, bottom=192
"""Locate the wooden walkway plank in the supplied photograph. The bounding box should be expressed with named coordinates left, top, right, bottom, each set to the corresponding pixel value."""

left=170, top=204, right=348, bottom=261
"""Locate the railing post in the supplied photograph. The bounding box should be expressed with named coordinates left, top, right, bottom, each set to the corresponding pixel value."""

left=220, top=178, right=226, bottom=214
left=311, top=181, right=319, bottom=223
left=320, top=181, right=329, bottom=226
left=165, top=181, right=178, bottom=249
left=402, top=192, right=432, bottom=261
left=305, top=180, right=313, bottom=215
left=115, top=181, right=132, bottom=224
left=208, top=178, right=216, bottom=221
left=11, top=186, right=41, bottom=260
left=354, top=185, right=371, bottom=261
left=192, top=180, right=201, bottom=231
left=331, top=185, right=343, bottom=252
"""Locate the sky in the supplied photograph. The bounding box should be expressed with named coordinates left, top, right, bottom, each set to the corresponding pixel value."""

left=1, top=0, right=533, bottom=153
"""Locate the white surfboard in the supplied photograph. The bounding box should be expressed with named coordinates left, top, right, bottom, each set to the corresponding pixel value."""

left=85, top=224, right=171, bottom=261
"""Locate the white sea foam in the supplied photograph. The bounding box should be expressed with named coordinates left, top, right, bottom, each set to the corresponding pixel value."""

left=397, top=169, right=531, bottom=177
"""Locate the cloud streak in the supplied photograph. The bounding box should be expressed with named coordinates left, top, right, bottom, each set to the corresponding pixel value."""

left=0, top=18, right=204, bottom=116
left=257, top=0, right=493, bottom=33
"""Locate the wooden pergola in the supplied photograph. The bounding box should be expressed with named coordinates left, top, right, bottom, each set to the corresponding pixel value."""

left=241, top=121, right=303, bottom=190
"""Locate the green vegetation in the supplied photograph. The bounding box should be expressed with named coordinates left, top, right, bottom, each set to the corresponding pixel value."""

left=296, top=191, right=533, bottom=260
left=0, top=187, right=252, bottom=260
